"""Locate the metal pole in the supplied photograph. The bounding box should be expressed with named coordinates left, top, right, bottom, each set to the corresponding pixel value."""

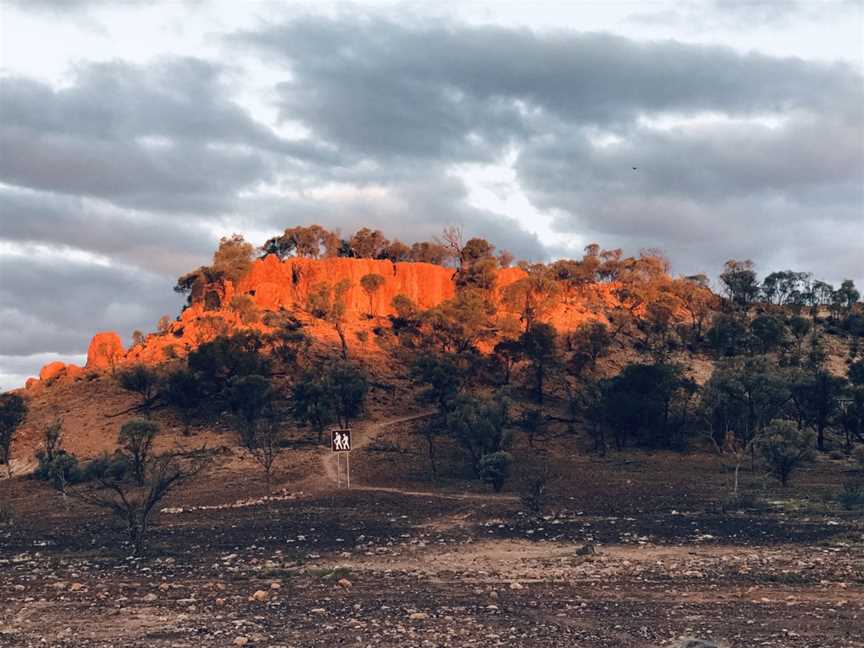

left=346, top=452, right=350, bottom=489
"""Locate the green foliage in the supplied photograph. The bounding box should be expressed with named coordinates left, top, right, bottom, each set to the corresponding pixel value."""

left=227, top=374, right=284, bottom=494
left=750, top=314, right=788, bottom=354
left=720, top=259, right=760, bottom=309
left=836, top=482, right=864, bottom=511
left=422, top=288, right=496, bottom=353
left=187, top=331, right=270, bottom=395
left=600, top=363, right=697, bottom=449
left=380, top=240, right=411, bottom=262
left=706, top=314, right=749, bottom=356
left=701, top=356, right=793, bottom=448
left=36, top=452, right=82, bottom=492
left=117, top=365, right=160, bottom=412
left=410, top=352, right=464, bottom=414
left=520, top=323, right=558, bottom=403
left=163, top=369, right=202, bottom=429
left=261, top=225, right=340, bottom=259
left=34, top=421, right=82, bottom=491
left=567, top=322, right=612, bottom=370
left=229, top=374, right=273, bottom=424
left=360, top=273, right=386, bottom=316
left=790, top=368, right=847, bottom=450
left=212, top=234, right=255, bottom=283
left=849, top=361, right=864, bottom=386
left=292, top=360, right=368, bottom=440
left=349, top=228, right=389, bottom=258
left=0, top=393, right=27, bottom=473
left=444, top=392, right=511, bottom=472
left=478, top=451, right=513, bottom=492
left=757, top=420, right=815, bottom=486
left=307, top=279, right=352, bottom=357
left=501, top=266, right=561, bottom=331
left=328, top=360, right=369, bottom=429
left=292, top=370, right=336, bottom=440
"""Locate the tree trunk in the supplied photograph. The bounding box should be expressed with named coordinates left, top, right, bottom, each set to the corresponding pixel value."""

left=425, top=434, right=438, bottom=481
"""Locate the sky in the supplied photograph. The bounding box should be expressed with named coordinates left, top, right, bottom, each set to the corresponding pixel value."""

left=0, top=0, right=862, bottom=390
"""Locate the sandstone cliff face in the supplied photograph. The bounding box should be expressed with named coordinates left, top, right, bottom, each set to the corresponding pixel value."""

left=235, top=256, right=461, bottom=316
left=31, top=256, right=614, bottom=388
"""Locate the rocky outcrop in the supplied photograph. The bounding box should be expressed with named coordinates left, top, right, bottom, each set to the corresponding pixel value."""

left=86, top=332, right=125, bottom=370
left=31, top=257, right=619, bottom=389
left=235, top=256, right=463, bottom=316
left=39, top=361, right=67, bottom=383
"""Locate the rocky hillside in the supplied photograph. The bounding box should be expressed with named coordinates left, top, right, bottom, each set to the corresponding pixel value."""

left=21, top=255, right=622, bottom=393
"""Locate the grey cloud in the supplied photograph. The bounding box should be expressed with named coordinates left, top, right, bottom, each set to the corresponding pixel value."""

left=0, top=58, right=340, bottom=212
left=0, top=255, right=183, bottom=358
left=245, top=170, right=547, bottom=262
left=0, top=353, right=87, bottom=393
left=0, top=187, right=218, bottom=276
left=236, top=15, right=861, bottom=161
left=518, top=114, right=864, bottom=209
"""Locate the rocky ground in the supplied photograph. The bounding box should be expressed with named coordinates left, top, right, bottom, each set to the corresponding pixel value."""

left=2, top=416, right=863, bottom=647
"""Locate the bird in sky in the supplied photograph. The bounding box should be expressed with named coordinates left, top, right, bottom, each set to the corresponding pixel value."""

left=632, top=166, right=638, bottom=171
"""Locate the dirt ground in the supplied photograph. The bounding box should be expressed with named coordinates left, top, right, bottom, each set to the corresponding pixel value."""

left=2, top=412, right=863, bottom=648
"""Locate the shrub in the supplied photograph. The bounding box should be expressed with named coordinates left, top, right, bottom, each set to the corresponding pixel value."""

left=853, top=445, right=864, bottom=470
left=0, top=501, right=13, bottom=526
left=0, top=393, right=27, bottom=476
left=34, top=452, right=82, bottom=492
left=837, top=482, right=864, bottom=511
left=757, top=420, right=815, bottom=486
left=478, top=451, right=513, bottom=492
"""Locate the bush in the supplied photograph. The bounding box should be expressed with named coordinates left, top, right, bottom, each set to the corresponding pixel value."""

left=0, top=500, right=13, bottom=525
left=478, top=451, right=513, bottom=492
left=757, top=420, right=815, bottom=486
left=34, top=451, right=82, bottom=492
left=520, top=466, right=550, bottom=516
left=837, top=482, right=864, bottom=511
left=853, top=445, right=864, bottom=470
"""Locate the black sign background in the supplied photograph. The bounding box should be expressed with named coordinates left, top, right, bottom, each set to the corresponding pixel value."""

left=331, top=429, right=352, bottom=452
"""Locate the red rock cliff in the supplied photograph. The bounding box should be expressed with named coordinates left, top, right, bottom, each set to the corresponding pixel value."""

left=32, top=257, right=616, bottom=387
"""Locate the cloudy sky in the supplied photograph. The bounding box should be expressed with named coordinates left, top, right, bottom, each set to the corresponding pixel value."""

left=0, top=0, right=862, bottom=390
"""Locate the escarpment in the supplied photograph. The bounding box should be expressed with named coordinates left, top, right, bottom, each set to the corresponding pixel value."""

left=26, top=255, right=620, bottom=390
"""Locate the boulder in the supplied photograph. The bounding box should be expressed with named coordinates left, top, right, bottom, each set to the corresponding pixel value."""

left=86, top=332, right=125, bottom=370
left=39, top=361, right=66, bottom=382
left=25, top=377, right=40, bottom=390
left=65, top=364, right=85, bottom=381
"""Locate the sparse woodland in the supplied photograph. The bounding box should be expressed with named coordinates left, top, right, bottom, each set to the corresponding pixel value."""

left=2, top=224, right=863, bottom=648
left=3, top=227, right=861, bottom=526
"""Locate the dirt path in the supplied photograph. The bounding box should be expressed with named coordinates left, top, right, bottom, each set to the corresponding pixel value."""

left=318, top=412, right=520, bottom=501
left=321, top=411, right=436, bottom=485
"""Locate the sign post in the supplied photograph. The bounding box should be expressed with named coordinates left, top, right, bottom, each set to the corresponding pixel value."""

left=330, top=429, right=352, bottom=488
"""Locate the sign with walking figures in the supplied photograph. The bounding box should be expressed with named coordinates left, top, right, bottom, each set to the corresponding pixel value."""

left=331, top=429, right=352, bottom=488
left=331, top=429, right=352, bottom=452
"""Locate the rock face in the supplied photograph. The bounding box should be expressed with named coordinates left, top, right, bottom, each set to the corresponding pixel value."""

left=39, top=361, right=67, bottom=383
left=235, top=255, right=464, bottom=316
left=86, top=332, right=125, bottom=370
left=32, top=257, right=622, bottom=388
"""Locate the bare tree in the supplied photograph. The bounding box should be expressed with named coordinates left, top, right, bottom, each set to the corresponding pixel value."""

left=439, top=225, right=464, bottom=267
left=66, top=449, right=209, bottom=556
